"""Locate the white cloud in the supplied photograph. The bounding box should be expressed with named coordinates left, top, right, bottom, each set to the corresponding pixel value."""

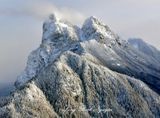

left=0, top=0, right=85, bottom=25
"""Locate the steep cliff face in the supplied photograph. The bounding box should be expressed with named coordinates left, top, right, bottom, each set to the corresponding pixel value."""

left=1, top=14, right=160, bottom=118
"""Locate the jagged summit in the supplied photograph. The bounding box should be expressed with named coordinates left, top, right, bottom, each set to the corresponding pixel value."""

left=15, top=14, right=160, bottom=92
left=2, top=14, right=160, bottom=118
left=42, top=14, right=79, bottom=45
left=82, top=16, right=118, bottom=43
left=49, top=14, right=58, bottom=21
left=15, top=15, right=120, bottom=88
left=82, top=15, right=109, bottom=32
left=43, top=14, right=118, bottom=44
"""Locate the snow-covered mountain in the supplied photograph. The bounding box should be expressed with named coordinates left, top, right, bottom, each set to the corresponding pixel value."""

left=0, top=14, right=160, bottom=118
left=128, top=38, right=160, bottom=63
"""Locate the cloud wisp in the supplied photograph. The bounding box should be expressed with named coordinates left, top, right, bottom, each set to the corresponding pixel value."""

left=0, top=0, right=85, bottom=25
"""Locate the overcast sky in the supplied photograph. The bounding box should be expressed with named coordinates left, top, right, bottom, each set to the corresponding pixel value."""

left=0, top=0, right=160, bottom=92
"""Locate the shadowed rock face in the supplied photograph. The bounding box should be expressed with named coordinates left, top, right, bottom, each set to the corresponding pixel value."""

left=1, top=14, right=160, bottom=118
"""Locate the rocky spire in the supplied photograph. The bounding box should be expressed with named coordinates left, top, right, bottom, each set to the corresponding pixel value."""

left=42, top=14, right=79, bottom=47
left=48, top=14, right=58, bottom=22
left=82, top=16, right=118, bottom=43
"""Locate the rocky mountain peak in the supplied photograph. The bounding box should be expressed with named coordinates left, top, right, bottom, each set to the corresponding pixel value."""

left=82, top=16, right=118, bottom=43
left=1, top=14, right=160, bottom=118
left=49, top=14, right=58, bottom=21
left=42, top=14, right=79, bottom=48
left=82, top=16, right=106, bottom=30
left=42, top=14, right=118, bottom=47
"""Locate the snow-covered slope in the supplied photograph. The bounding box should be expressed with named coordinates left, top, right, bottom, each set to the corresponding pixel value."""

left=128, top=38, right=160, bottom=63
left=1, top=14, right=160, bottom=118
left=15, top=15, right=160, bottom=94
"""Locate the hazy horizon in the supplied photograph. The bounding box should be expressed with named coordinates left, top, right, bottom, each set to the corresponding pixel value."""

left=0, top=0, right=160, bottom=95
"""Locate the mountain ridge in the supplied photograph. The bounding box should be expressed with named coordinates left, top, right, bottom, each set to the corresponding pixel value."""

left=0, top=14, right=160, bottom=118
left=128, top=38, right=160, bottom=63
